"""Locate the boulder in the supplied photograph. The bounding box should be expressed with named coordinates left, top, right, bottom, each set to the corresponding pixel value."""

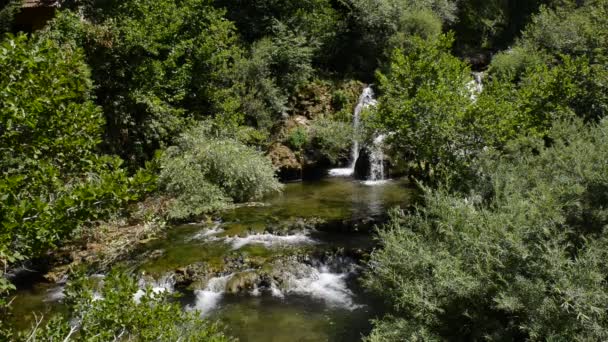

left=225, top=271, right=260, bottom=293
left=353, top=148, right=371, bottom=180
left=267, top=143, right=302, bottom=181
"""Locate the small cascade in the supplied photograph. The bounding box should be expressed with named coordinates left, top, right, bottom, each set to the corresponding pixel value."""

left=467, top=72, right=484, bottom=102
left=190, top=274, right=232, bottom=315
left=223, top=232, right=315, bottom=250
left=329, top=86, right=377, bottom=177
left=280, top=258, right=360, bottom=310
left=367, top=134, right=386, bottom=182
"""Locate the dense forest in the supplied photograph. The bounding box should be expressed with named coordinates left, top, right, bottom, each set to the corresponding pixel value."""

left=1, top=0, right=608, bottom=340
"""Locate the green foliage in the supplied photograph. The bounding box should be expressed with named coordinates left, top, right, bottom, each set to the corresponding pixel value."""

left=478, top=56, right=608, bottom=149
left=0, top=34, right=143, bottom=269
left=0, top=0, right=21, bottom=34
left=376, top=34, right=473, bottom=181
left=216, top=0, right=341, bottom=49
left=286, top=127, right=309, bottom=151
left=22, top=270, right=233, bottom=341
left=488, top=46, right=548, bottom=81
left=160, top=123, right=282, bottom=220
left=42, top=2, right=243, bottom=165
left=309, top=118, right=354, bottom=164
left=366, top=119, right=608, bottom=340
left=521, top=1, right=608, bottom=59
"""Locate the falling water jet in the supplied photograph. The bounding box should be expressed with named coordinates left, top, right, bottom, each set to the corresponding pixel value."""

left=329, top=86, right=377, bottom=177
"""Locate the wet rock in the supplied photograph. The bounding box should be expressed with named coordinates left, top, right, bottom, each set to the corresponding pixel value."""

left=354, top=148, right=371, bottom=180
left=173, top=262, right=212, bottom=289
left=226, top=271, right=260, bottom=293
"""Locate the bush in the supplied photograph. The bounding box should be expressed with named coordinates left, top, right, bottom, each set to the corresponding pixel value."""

left=489, top=46, right=547, bottom=81
left=160, top=124, right=282, bottom=220
left=309, top=118, right=354, bottom=164
left=286, top=127, right=309, bottom=151
left=365, top=119, right=608, bottom=340
left=20, top=270, right=234, bottom=341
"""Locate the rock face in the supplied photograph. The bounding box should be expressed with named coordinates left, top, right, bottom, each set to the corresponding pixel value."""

left=268, top=143, right=302, bottom=181
left=353, top=148, right=370, bottom=180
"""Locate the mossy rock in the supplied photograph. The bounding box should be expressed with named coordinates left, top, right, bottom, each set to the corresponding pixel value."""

left=225, top=271, right=261, bottom=293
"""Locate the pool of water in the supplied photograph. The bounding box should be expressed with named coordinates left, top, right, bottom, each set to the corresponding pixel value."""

left=9, top=177, right=413, bottom=340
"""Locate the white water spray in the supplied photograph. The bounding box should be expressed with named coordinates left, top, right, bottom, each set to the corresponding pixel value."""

left=190, top=274, right=232, bottom=316
left=467, top=72, right=484, bottom=102
left=367, top=134, right=386, bottom=182
left=224, top=232, right=315, bottom=250
left=329, top=86, right=377, bottom=177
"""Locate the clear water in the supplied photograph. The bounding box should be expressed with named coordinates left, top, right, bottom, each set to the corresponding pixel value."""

left=9, top=177, right=413, bottom=340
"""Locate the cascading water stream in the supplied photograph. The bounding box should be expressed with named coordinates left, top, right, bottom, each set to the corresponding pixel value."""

left=368, top=134, right=386, bottom=182
left=467, top=72, right=484, bottom=102
left=329, top=86, right=377, bottom=177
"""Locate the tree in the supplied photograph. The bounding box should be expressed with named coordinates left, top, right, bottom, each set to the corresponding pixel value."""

left=0, top=34, right=141, bottom=289
left=43, top=1, right=243, bottom=166
left=375, top=34, right=473, bottom=182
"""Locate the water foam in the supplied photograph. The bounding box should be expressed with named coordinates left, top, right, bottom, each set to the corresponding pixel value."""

left=190, top=222, right=223, bottom=240
left=134, top=275, right=174, bottom=303
left=224, top=232, right=315, bottom=250
left=328, top=168, right=355, bottom=177
left=190, top=274, right=232, bottom=315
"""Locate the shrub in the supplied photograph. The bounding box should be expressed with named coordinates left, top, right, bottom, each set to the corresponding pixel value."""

left=286, top=127, right=309, bottom=151
left=20, top=270, right=234, bottom=341
left=365, top=119, right=608, bottom=340
left=160, top=124, right=282, bottom=220
left=309, top=118, right=354, bottom=164
left=489, top=46, right=547, bottom=80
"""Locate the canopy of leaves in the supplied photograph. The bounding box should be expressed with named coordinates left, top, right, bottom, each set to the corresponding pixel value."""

left=0, top=35, right=143, bottom=275
left=42, top=1, right=243, bottom=166
left=375, top=34, right=473, bottom=182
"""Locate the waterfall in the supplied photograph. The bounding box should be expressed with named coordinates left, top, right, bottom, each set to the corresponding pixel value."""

left=329, top=86, right=377, bottom=177
left=368, top=134, right=386, bottom=181
left=467, top=72, right=483, bottom=102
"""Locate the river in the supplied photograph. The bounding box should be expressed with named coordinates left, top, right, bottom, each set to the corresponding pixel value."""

left=10, top=177, right=413, bottom=341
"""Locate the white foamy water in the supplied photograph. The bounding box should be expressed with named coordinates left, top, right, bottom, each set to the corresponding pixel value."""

left=329, top=86, right=377, bottom=178
left=134, top=275, right=174, bottom=303
left=224, top=233, right=315, bottom=250
left=368, top=134, right=386, bottom=181
left=190, top=222, right=223, bottom=240
left=328, top=168, right=355, bottom=177
left=285, top=265, right=360, bottom=310
left=467, top=72, right=483, bottom=102
left=362, top=179, right=391, bottom=186
left=190, top=274, right=232, bottom=315
left=45, top=285, right=65, bottom=302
